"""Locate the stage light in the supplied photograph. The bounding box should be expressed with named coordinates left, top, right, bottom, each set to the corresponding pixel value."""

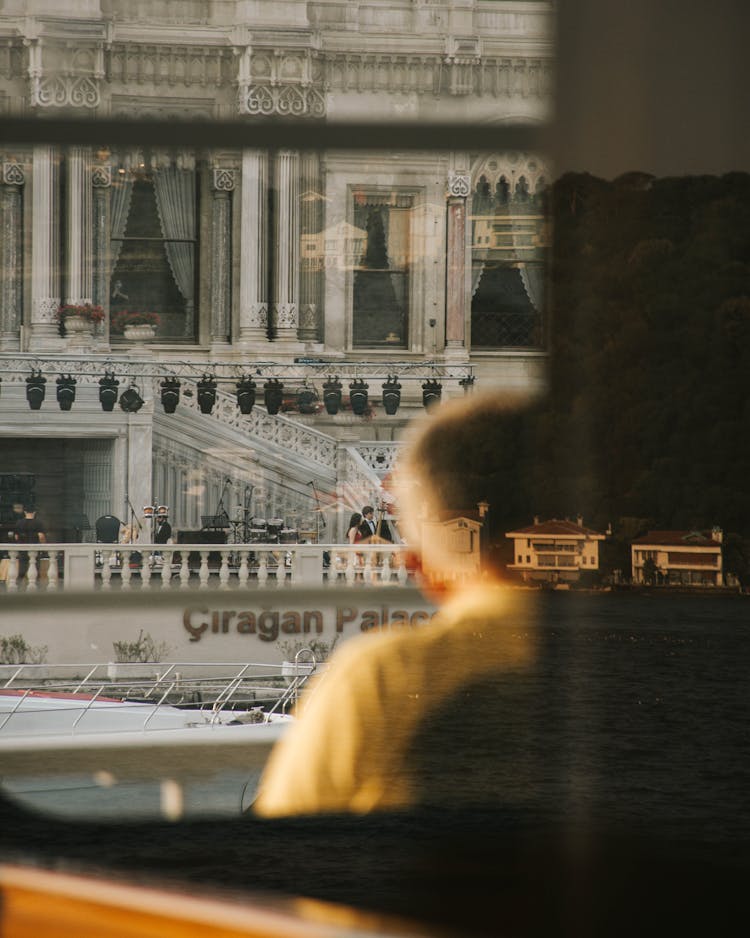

left=264, top=378, right=284, bottom=415
left=99, top=371, right=119, bottom=411
left=422, top=378, right=442, bottom=410
left=26, top=370, right=46, bottom=410
left=322, top=376, right=342, bottom=415
left=119, top=384, right=144, bottom=413
left=298, top=386, right=318, bottom=414
left=381, top=375, right=401, bottom=415
left=160, top=377, right=181, bottom=414
left=349, top=378, right=369, bottom=416
left=459, top=375, right=475, bottom=394
left=56, top=374, right=76, bottom=411
left=197, top=374, right=217, bottom=414
left=236, top=375, right=256, bottom=414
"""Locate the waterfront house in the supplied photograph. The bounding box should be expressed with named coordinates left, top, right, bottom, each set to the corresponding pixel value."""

left=505, top=517, right=606, bottom=584
left=631, top=529, right=724, bottom=586
left=421, top=515, right=484, bottom=582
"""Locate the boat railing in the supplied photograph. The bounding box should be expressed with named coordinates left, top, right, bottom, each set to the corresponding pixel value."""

left=0, top=658, right=318, bottom=734
left=266, top=647, right=317, bottom=719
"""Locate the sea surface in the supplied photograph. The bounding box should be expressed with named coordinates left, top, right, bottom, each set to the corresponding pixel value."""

left=5, top=591, right=750, bottom=847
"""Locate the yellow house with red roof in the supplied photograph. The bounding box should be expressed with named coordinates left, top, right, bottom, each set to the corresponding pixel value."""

left=505, top=517, right=606, bottom=583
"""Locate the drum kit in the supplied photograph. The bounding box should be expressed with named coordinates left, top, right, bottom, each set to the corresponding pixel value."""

left=247, top=517, right=299, bottom=544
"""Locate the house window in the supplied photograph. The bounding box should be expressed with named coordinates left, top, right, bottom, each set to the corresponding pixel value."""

left=110, top=153, right=198, bottom=342
left=351, top=190, right=413, bottom=348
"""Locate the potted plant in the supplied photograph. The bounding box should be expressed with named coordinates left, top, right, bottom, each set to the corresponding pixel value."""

left=111, top=311, right=160, bottom=341
left=56, top=303, right=105, bottom=336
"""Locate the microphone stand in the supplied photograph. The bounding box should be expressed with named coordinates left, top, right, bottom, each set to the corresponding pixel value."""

left=309, top=481, right=326, bottom=543
left=243, top=484, right=253, bottom=542
left=126, top=494, right=144, bottom=544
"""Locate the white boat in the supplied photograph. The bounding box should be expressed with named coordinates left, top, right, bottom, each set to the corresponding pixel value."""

left=0, top=658, right=313, bottom=739
left=0, top=688, right=294, bottom=737
left=0, top=658, right=316, bottom=818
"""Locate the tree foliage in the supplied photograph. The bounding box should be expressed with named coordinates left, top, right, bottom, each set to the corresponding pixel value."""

left=484, top=172, right=750, bottom=555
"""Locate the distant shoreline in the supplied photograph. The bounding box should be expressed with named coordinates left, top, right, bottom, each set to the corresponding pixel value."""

left=511, top=583, right=746, bottom=598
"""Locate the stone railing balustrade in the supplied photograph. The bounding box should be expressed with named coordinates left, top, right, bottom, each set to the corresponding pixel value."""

left=1, top=543, right=414, bottom=592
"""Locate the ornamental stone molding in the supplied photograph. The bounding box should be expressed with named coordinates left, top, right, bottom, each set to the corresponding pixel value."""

left=91, top=165, right=111, bottom=188
left=273, top=303, right=298, bottom=329
left=26, top=36, right=104, bottom=110
left=33, top=75, right=100, bottom=109
left=2, top=163, right=25, bottom=186
left=109, top=44, right=232, bottom=88
left=32, top=298, right=60, bottom=323
left=212, top=168, right=236, bottom=192
left=471, top=152, right=552, bottom=199
left=240, top=84, right=325, bottom=118
left=299, top=303, right=317, bottom=331
left=448, top=171, right=471, bottom=199
left=246, top=302, right=269, bottom=328
left=355, top=443, right=401, bottom=473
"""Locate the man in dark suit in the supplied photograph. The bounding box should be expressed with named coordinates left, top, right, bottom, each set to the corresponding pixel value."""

left=359, top=505, right=392, bottom=542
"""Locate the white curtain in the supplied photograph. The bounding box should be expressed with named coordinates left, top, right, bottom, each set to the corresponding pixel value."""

left=153, top=166, right=196, bottom=335
left=109, top=174, right=133, bottom=275
left=471, top=259, right=486, bottom=297
left=519, top=264, right=545, bottom=312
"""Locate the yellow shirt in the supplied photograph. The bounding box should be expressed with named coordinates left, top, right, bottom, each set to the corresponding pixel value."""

left=254, top=584, right=536, bottom=817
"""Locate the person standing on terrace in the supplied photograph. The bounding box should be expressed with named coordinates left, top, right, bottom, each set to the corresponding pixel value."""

left=253, top=392, right=536, bottom=817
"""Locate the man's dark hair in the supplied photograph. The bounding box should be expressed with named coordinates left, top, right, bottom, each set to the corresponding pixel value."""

left=362, top=506, right=374, bottom=515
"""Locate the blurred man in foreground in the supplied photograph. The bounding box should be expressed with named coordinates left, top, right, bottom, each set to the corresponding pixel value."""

left=253, top=392, right=536, bottom=817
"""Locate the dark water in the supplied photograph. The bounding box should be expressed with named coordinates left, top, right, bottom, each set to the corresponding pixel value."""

left=428, top=590, right=750, bottom=846
left=5, top=592, right=750, bottom=848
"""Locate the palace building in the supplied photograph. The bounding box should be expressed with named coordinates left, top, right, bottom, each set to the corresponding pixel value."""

left=0, top=1, right=553, bottom=544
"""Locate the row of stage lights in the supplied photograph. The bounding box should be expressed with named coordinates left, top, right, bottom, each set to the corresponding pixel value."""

left=16, top=370, right=474, bottom=415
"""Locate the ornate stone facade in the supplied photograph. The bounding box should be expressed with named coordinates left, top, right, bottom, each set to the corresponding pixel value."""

left=0, top=1, right=553, bottom=540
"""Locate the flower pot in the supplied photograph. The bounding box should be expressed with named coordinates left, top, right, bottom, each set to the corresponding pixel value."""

left=123, top=323, right=157, bottom=342
left=64, top=315, right=95, bottom=338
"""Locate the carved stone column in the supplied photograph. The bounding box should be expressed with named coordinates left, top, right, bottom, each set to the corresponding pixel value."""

left=272, top=149, right=301, bottom=345
left=238, top=149, right=271, bottom=348
left=29, top=145, right=61, bottom=349
left=210, top=167, right=234, bottom=346
left=445, top=170, right=471, bottom=360
left=0, top=162, right=25, bottom=350
left=91, top=162, right=111, bottom=346
left=298, top=151, right=323, bottom=344
left=66, top=147, right=93, bottom=306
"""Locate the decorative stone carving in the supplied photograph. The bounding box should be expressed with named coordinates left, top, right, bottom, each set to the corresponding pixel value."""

left=32, top=298, right=60, bottom=323
left=92, top=165, right=111, bottom=188
left=33, top=75, right=100, bottom=109
left=2, top=163, right=24, bottom=186
left=242, top=83, right=326, bottom=118
left=448, top=171, right=471, bottom=199
left=212, top=168, right=235, bottom=192
left=299, top=303, right=317, bottom=331
left=273, top=302, right=297, bottom=329
left=355, top=443, right=401, bottom=473
left=247, top=303, right=269, bottom=328
left=109, top=44, right=231, bottom=89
